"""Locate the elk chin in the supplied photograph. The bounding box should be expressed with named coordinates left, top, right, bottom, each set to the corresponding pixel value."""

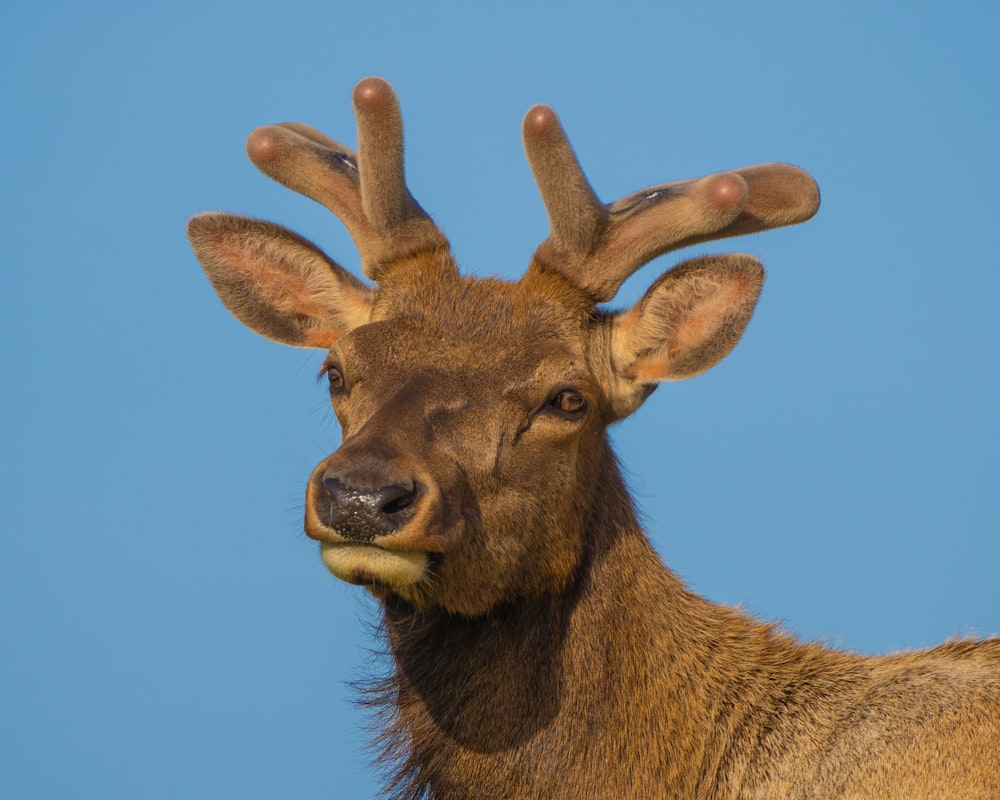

left=319, top=543, right=428, bottom=600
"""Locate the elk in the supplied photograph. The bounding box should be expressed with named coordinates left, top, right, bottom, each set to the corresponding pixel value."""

left=188, top=78, right=1000, bottom=799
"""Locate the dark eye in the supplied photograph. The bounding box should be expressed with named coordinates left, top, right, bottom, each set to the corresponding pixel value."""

left=323, top=364, right=346, bottom=394
left=547, top=389, right=587, bottom=419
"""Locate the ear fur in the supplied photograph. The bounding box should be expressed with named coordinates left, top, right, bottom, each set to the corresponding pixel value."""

left=608, top=253, right=764, bottom=417
left=187, top=213, right=374, bottom=347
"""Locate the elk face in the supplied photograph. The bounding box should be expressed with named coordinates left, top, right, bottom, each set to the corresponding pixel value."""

left=187, top=77, right=818, bottom=616
left=303, top=268, right=608, bottom=615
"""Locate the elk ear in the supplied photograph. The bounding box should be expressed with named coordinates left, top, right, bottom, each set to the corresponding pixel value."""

left=187, top=213, right=374, bottom=348
left=608, top=254, right=764, bottom=417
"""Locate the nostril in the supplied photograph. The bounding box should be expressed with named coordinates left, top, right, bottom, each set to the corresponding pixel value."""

left=322, top=475, right=344, bottom=498
left=379, top=483, right=419, bottom=518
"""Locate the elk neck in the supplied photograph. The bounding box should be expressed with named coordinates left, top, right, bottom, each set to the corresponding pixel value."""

left=369, top=437, right=854, bottom=797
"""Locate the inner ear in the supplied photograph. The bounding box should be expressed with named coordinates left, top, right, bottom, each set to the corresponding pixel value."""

left=611, top=253, right=764, bottom=389
left=188, top=213, right=375, bottom=348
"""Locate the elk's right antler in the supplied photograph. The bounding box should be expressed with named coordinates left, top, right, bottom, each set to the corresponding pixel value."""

left=244, top=77, right=450, bottom=280
left=523, top=105, right=820, bottom=303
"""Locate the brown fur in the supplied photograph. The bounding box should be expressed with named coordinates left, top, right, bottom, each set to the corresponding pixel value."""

left=188, top=78, right=999, bottom=799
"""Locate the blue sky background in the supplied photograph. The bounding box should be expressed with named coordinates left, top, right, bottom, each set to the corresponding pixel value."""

left=2, top=1, right=998, bottom=797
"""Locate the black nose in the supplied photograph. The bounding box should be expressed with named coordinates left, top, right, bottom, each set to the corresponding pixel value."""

left=319, top=476, right=420, bottom=541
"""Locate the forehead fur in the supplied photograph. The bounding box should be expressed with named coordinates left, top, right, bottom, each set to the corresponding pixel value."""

left=371, top=250, right=597, bottom=342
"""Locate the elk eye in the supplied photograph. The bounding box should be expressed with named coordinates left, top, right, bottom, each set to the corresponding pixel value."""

left=323, top=365, right=346, bottom=394
left=548, top=389, right=587, bottom=419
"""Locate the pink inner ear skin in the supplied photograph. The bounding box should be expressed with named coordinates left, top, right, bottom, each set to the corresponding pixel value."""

left=630, top=357, right=673, bottom=382
left=302, top=329, right=336, bottom=349
left=669, top=279, right=749, bottom=354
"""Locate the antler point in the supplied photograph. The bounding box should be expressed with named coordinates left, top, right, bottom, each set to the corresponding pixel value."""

left=353, top=76, right=394, bottom=112
left=246, top=126, right=281, bottom=165
left=524, top=104, right=558, bottom=138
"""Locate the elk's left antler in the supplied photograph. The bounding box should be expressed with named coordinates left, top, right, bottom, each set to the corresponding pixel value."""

left=522, top=105, right=820, bottom=302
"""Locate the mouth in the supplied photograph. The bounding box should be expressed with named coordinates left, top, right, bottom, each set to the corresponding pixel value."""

left=319, top=542, right=429, bottom=592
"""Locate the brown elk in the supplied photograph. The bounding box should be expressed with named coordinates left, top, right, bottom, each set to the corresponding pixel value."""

left=188, top=78, right=1000, bottom=799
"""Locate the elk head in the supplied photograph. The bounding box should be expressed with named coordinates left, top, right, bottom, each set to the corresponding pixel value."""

left=188, top=78, right=819, bottom=617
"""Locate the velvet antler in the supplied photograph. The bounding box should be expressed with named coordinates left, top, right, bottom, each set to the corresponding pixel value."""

left=522, top=105, right=820, bottom=302
left=243, top=77, right=449, bottom=280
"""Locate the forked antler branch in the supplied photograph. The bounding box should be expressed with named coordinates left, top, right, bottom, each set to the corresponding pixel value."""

left=244, top=77, right=449, bottom=280
left=523, top=105, right=820, bottom=302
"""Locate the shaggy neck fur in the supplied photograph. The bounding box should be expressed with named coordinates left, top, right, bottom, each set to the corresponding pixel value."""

left=368, top=446, right=867, bottom=800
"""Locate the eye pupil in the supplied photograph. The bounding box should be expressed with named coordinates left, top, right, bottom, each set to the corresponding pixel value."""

left=559, top=392, right=580, bottom=411
left=552, top=390, right=585, bottom=416
left=326, top=366, right=345, bottom=392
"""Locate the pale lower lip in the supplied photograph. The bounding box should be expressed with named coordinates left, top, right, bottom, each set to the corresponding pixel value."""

left=319, top=542, right=428, bottom=588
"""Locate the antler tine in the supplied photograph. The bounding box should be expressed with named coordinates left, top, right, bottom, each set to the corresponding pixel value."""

left=352, top=79, right=425, bottom=237
left=523, top=106, right=820, bottom=303
left=522, top=106, right=608, bottom=256
left=245, top=77, right=449, bottom=281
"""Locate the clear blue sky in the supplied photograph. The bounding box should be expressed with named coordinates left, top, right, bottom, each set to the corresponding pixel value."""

left=2, top=1, right=997, bottom=797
